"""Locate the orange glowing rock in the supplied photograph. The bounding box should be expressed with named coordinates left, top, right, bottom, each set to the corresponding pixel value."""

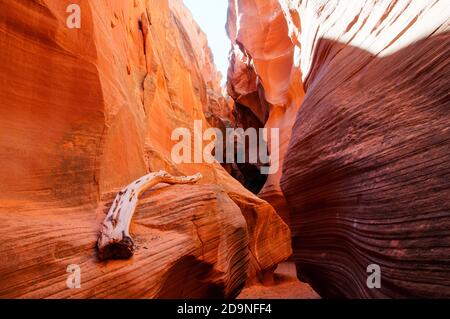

left=0, top=0, right=291, bottom=298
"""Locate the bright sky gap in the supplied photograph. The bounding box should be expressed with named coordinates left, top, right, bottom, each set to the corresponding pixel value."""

left=183, top=0, right=230, bottom=85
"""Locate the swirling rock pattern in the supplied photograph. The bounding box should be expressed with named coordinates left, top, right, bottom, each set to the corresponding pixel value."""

left=228, top=0, right=450, bottom=298
left=0, top=184, right=249, bottom=298
left=0, top=0, right=291, bottom=298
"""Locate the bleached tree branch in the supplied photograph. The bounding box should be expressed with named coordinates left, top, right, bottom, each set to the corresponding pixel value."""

left=97, top=170, right=202, bottom=260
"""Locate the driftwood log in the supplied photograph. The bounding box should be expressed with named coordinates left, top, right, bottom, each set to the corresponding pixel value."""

left=97, top=170, right=202, bottom=260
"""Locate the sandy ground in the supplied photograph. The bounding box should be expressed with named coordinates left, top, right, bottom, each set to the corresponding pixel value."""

left=238, top=262, right=320, bottom=299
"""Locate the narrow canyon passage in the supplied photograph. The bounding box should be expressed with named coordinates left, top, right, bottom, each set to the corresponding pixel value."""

left=238, top=263, right=320, bottom=299
left=223, top=0, right=450, bottom=299
left=0, top=0, right=449, bottom=299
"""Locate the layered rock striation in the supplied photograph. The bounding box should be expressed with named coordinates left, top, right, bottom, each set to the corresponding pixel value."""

left=0, top=0, right=291, bottom=298
left=227, top=0, right=450, bottom=298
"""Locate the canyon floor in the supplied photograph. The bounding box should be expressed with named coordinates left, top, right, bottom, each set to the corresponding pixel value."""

left=238, top=263, right=320, bottom=299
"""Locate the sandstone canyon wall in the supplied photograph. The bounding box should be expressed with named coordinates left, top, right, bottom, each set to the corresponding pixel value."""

left=227, top=0, right=450, bottom=298
left=0, top=0, right=291, bottom=298
left=226, top=0, right=305, bottom=227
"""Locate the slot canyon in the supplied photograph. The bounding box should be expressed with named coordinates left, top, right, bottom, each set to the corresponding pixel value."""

left=0, top=0, right=449, bottom=299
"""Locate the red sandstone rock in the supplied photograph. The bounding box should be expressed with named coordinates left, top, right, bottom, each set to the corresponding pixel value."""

left=0, top=0, right=291, bottom=298
left=226, top=0, right=305, bottom=226
left=0, top=184, right=248, bottom=298
left=238, top=263, right=320, bottom=299
left=228, top=0, right=450, bottom=298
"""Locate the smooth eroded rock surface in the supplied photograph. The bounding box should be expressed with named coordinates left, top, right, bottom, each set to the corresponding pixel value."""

left=228, top=0, right=450, bottom=298
left=0, top=0, right=291, bottom=298
left=226, top=0, right=305, bottom=226
left=0, top=184, right=248, bottom=298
